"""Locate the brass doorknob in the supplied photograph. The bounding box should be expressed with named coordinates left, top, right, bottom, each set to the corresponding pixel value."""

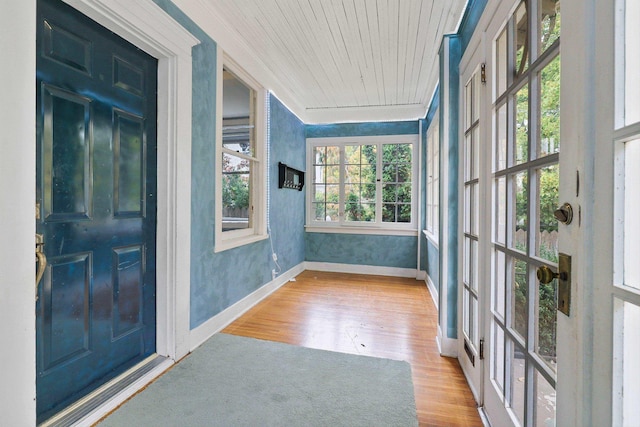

left=537, top=265, right=567, bottom=284
left=537, top=265, right=557, bottom=284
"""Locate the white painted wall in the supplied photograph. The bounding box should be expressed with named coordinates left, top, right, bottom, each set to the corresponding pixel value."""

left=0, top=1, right=37, bottom=424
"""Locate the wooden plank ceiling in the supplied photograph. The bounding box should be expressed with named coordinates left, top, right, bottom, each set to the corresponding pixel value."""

left=205, top=0, right=468, bottom=123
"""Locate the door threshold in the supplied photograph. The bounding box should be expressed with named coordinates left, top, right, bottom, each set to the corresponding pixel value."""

left=39, top=354, right=174, bottom=427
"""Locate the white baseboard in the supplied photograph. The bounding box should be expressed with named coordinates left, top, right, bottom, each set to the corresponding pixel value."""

left=436, top=324, right=458, bottom=358
left=416, top=270, right=427, bottom=280
left=304, top=261, right=418, bottom=278
left=425, top=274, right=438, bottom=309
left=189, top=262, right=305, bottom=351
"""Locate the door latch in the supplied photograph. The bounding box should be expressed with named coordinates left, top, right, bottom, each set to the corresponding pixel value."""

left=35, top=233, right=47, bottom=301
left=553, top=203, right=573, bottom=225
left=537, top=253, right=571, bottom=316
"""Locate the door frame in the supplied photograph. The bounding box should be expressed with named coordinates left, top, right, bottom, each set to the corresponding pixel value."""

left=0, top=0, right=198, bottom=424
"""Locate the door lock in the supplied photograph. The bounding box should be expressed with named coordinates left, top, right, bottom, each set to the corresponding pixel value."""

left=553, top=202, right=573, bottom=225
left=537, top=253, right=571, bottom=316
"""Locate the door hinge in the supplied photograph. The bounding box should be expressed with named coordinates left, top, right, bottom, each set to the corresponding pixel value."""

left=480, top=63, right=487, bottom=84
left=479, top=338, right=485, bottom=360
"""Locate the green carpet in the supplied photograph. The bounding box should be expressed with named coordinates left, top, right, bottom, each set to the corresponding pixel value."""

left=99, top=333, right=418, bottom=426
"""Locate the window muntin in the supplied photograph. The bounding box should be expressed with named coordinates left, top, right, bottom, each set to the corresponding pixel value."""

left=307, top=135, right=417, bottom=232
left=215, top=58, right=266, bottom=252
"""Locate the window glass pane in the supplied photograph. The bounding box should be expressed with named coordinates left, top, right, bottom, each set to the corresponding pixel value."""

left=515, top=84, right=529, bottom=165
left=536, top=165, right=559, bottom=262
left=472, top=126, right=480, bottom=180
left=496, top=176, right=507, bottom=245
left=466, top=80, right=473, bottom=129
left=511, top=342, right=526, bottom=426
left=625, top=0, right=640, bottom=126
left=463, top=287, right=470, bottom=338
left=512, top=171, right=528, bottom=253
left=495, top=249, right=506, bottom=318
left=512, top=258, right=528, bottom=340
left=537, top=277, right=558, bottom=371
left=539, top=55, right=561, bottom=158
left=540, top=0, right=560, bottom=53
left=473, top=72, right=481, bottom=122
left=464, top=237, right=470, bottom=285
left=625, top=139, right=640, bottom=290
left=493, top=321, right=506, bottom=393
left=471, top=183, right=479, bottom=235
left=471, top=239, right=479, bottom=292
left=535, top=371, right=556, bottom=427
left=464, top=185, right=471, bottom=233
left=621, top=301, right=640, bottom=425
left=496, top=103, right=508, bottom=171
left=514, top=2, right=529, bottom=78
left=497, top=29, right=508, bottom=97
left=222, top=152, right=251, bottom=231
left=222, top=68, right=255, bottom=156
left=465, top=133, right=472, bottom=182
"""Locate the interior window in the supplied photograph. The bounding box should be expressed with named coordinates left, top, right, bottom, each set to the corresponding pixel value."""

left=216, top=61, right=266, bottom=252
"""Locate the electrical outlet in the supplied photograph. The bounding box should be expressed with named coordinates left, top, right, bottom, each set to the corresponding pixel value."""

left=272, top=269, right=277, bottom=280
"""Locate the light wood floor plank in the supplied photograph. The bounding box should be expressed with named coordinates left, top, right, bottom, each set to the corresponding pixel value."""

left=223, top=270, right=482, bottom=427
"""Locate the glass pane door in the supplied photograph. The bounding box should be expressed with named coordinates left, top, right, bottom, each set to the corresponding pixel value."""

left=489, top=1, right=560, bottom=426
left=460, top=66, right=483, bottom=398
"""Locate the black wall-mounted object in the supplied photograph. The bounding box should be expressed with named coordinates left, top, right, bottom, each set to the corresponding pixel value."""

left=278, top=162, right=305, bottom=191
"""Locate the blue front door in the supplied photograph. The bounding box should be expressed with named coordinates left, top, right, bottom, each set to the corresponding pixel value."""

left=35, top=0, right=157, bottom=420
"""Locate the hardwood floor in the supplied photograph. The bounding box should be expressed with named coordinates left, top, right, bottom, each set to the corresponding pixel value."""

left=223, top=270, right=483, bottom=426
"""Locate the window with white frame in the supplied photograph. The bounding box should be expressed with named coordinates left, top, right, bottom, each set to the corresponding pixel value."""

left=425, top=109, right=440, bottom=243
left=306, top=135, right=418, bottom=234
left=215, top=56, right=267, bottom=252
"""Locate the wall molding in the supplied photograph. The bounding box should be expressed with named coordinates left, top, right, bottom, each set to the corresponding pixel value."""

left=304, top=261, right=419, bottom=279
left=189, top=262, right=305, bottom=351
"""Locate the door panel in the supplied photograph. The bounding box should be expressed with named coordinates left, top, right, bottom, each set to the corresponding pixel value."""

left=36, top=0, right=157, bottom=420
left=459, top=60, right=486, bottom=402
left=481, top=1, right=561, bottom=426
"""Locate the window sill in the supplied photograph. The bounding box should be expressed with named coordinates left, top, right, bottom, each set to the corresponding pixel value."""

left=305, top=225, right=418, bottom=237
left=423, top=230, right=439, bottom=247
left=214, top=233, right=268, bottom=253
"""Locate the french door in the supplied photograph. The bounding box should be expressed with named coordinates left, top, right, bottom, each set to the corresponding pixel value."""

left=480, top=0, right=561, bottom=425
left=459, top=52, right=487, bottom=403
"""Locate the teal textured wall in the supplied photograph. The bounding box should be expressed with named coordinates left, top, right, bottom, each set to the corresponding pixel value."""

left=152, top=1, right=306, bottom=329
left=306, top=233, right=417, bottom=269
left=306, top=121, right=419, bottom=138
